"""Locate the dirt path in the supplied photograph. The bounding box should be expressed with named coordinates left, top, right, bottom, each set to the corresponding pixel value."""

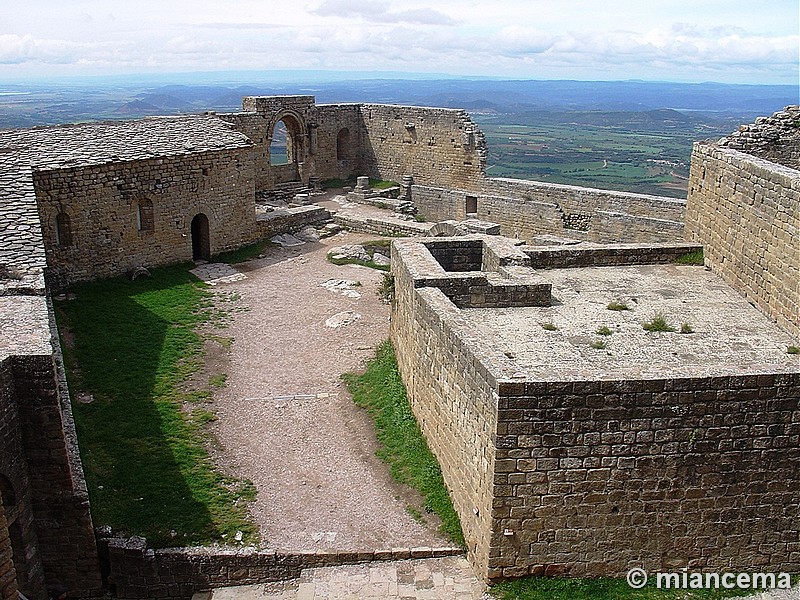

left=206, top=231, right=449, bottom=552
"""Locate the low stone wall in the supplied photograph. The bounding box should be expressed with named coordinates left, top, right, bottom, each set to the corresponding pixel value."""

left=256, top=205, right=330, bottom=238
left=411, top=180, right=686, bottom=244
left=332, top=212, right=433, bottom=237
left=686, top=142, right=799, bottom=338
left=104, top=537, right=462, bottom=599
left=523, top=242, right=702, bottom=269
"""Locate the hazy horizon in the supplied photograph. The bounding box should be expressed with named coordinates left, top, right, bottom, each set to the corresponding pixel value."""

left=2, top=1, right=797, bottom=85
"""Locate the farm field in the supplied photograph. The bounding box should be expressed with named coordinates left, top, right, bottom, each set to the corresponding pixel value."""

left=475, top=110, right=737, bottom=198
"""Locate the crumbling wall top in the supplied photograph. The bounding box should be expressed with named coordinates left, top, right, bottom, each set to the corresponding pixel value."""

left=717, top=105, right=800, bottom=170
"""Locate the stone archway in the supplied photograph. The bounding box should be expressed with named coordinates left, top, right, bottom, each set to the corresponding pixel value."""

left=191, top=213, right=210, bottom=261
left=268, top=112, right=306, bottom=183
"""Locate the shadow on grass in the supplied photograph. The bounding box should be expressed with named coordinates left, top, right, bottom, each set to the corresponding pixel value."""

left=57, top=265, right=255, bottom=547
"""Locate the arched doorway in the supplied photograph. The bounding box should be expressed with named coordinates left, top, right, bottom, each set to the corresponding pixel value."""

left=191, top=213, right=210, bottom=261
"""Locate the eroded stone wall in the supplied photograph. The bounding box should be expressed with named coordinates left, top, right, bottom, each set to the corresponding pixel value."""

left=719, top=106, right=800, bottom=170
left=34, top=148, right=257, bottom=287
left=0, top=497, right=17, bottom=600
left=359, top=105, right=486, bottom=188
left=686, top=142, right=800, bottom=338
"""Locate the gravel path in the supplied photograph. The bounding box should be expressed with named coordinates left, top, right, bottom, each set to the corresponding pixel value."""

left=206, top=231, right=449, bottom=552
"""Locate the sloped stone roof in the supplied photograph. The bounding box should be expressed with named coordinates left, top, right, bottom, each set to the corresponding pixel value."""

left=0, top=114, right=252, bottom=171
left=0, top=148, right=46, bottom=292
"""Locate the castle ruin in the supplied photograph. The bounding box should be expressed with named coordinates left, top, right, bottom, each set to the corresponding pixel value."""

left=0, top=95, right=797, bottom=598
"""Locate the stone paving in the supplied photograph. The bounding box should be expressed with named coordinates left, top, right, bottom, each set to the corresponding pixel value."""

left=194, top=556, right=488, bottom=600
left=190, top=261, right=248, bottom=285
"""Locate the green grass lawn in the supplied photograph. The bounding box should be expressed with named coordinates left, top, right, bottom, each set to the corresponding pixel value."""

left=489, top=576, right=759, bottom=600
left=56, top=265, right=256, bottom=547
left=342, top=340, right=465, bottom=547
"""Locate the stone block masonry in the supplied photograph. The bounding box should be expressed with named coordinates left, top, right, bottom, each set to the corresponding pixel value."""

left=411, top=179, right=686, bottom=245
left=390, top=237, right=800, bottom=582
left=686, top=140, right=799, bottom=338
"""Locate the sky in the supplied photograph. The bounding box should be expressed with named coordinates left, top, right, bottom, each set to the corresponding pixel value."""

left=0, top=0, right=798, bottom=84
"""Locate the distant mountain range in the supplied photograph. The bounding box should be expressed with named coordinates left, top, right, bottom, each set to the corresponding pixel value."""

left=0, top=75, right=796, bottom=129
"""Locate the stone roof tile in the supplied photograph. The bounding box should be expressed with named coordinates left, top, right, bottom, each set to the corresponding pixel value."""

left=0, top=114, right=252, bottom=171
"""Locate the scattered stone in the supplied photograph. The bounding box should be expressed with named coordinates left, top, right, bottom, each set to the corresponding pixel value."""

left=321, top=279, right=362, bottom=298
left=372, top=252, right=391, bottom=267
left=328, top=244, right=370, bottom=262
left=294, top=226, right=321, bottom=242
left=325, top=311, right=362, bottom=328
left=190, top=263, right=247, bottom=285
left=270, top=233, right=306, bottom=247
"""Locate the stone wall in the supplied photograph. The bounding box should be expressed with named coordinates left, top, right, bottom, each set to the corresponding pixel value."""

left=103, top=536, right=461, bottom=599
left=686, top=142, right=800, bottom=338
left=34, top=148, right=258, bottom=287
left=391, top=238, right=800, bottom=582
left=492, top=373, right=800, bottom=579
left=718, top=106, right=800, bottom=170
left=314, top=104, right=366, bottom=183
left=411, top=179, right=685, bottom=244
left=0, top=498, right=17, bottom=600
left=359, top=105, right=486, bottom=188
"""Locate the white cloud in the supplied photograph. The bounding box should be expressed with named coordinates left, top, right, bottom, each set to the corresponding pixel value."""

left=312, top=0, right=456, bottom=25
left=0, top=1, right=796, bottom=83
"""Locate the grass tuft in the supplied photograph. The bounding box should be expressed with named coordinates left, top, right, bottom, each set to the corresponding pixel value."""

left=590, top=339, right=608, bottom=350
left=680, top=322, right=694, bottom=334
left=56, top=265, right=257, bottom=547
left=788, top=346, right=800, bottom=355
left=342, top=340, right=465, bottom=547
left=596, top=326, right=613, bottom=336
left=541, top=322, right=558, bottom=331
left=643, top=314, right=676, bottom=333
left=607, top=300, right=629, bottom=311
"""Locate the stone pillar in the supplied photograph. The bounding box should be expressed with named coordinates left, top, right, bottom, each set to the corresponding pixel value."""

left=401, top=175, right=414, bottom=200
left=355, top=176, right=371, bottom=192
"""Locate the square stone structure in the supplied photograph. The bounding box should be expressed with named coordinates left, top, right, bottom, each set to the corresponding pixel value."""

left=391, top=236, right=800, bottom=581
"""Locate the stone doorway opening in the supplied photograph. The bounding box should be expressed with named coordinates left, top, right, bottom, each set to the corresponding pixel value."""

left=191, top=213, right=210, bottom=261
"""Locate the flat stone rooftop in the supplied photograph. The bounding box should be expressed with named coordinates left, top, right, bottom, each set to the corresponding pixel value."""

left=0, top=295, right=52, bottom=361
left=463, top=263, right=799, bottom=381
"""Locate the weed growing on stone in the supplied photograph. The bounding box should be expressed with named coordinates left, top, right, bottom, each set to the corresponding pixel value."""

left=591, top=339, right=608, bottom=349
left=342, top=340, right=465, bottom=547
left=378, top=272, right=395, bottom=304
left=607, top=300, right=629, bottom=311
left=788, top=346, right=800, bottom=355
left=56, top=265, right=257, bottom=547
left=680, top=322, right=695, bottom=334
left=596, top=326, right=613, bottom=336
left=541, top=322, right=558, bottom=331
left=643, top=314, right=676, bottom=332
left=675, top=249, right=704, bottom=265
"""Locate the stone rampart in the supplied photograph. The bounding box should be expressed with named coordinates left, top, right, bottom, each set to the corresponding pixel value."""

left=686, top=142, right=799, bottom=337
